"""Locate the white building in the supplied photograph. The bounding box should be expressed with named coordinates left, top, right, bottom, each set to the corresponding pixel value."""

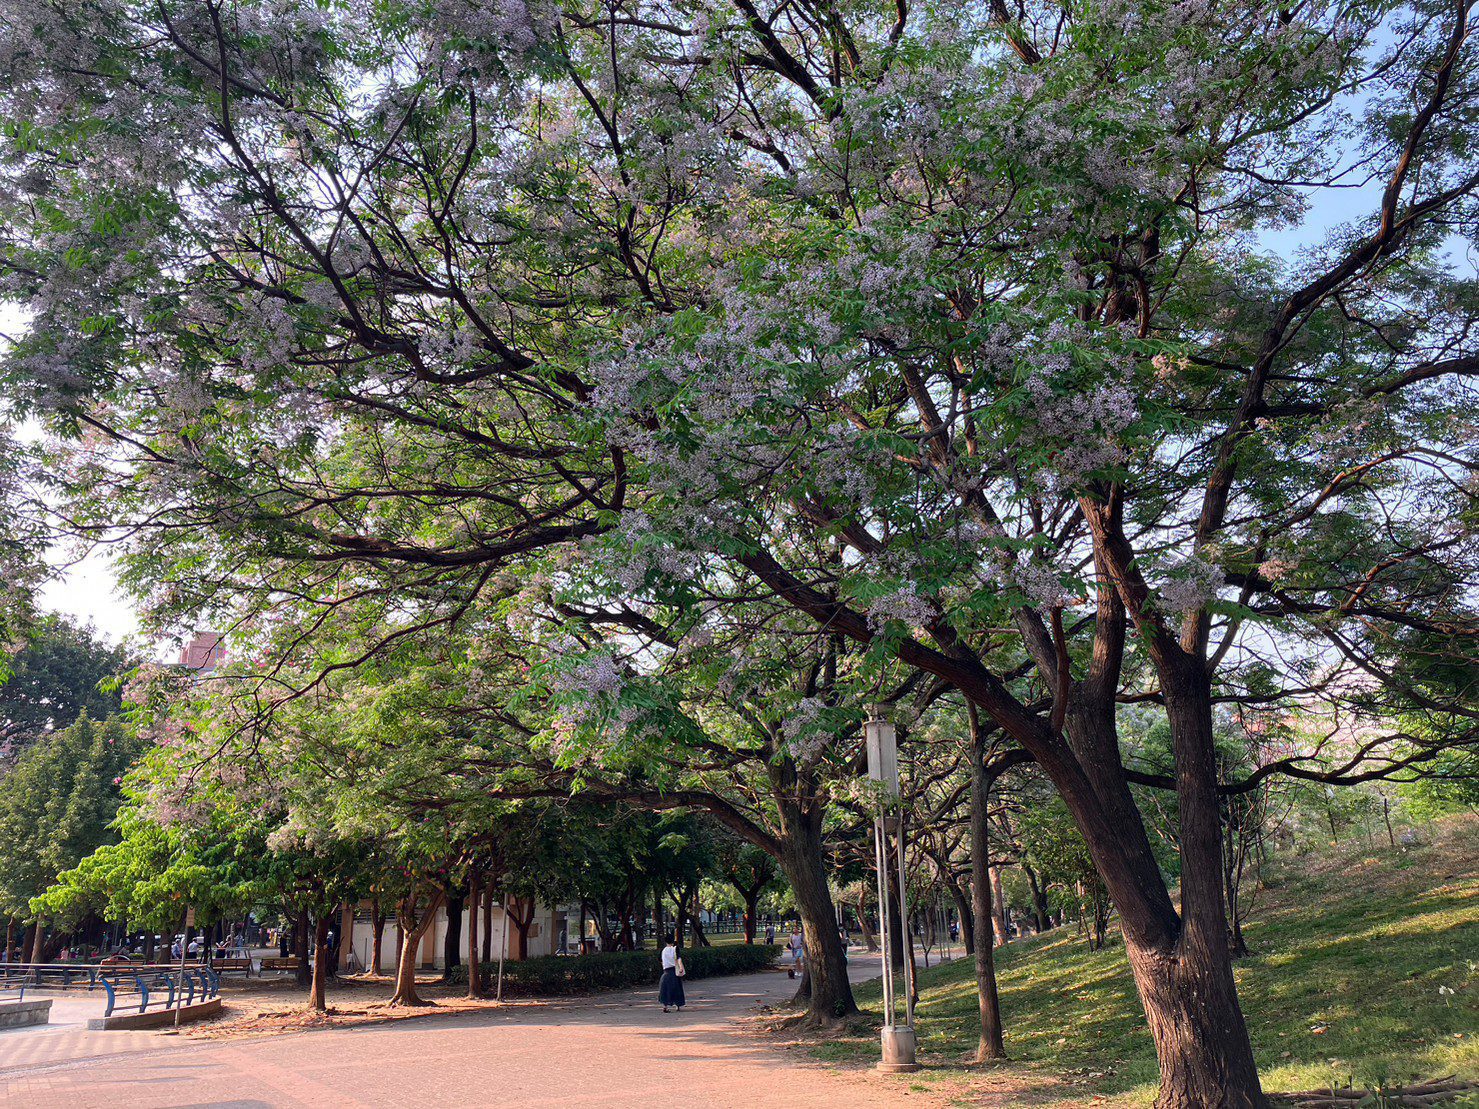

left=347, top=899, right=572, bottom=973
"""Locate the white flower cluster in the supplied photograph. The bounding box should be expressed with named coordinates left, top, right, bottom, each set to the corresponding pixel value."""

left=781, top=697, right=831, bottom=765
left=1156, top=555, right=1227, bottom=614
left=867, top=583, right=937, bottom=632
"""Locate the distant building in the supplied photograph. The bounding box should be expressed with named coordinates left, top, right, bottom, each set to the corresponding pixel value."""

left=178, top=632, right=225, bottom=674
left=350, top=899, right=572, bottom=973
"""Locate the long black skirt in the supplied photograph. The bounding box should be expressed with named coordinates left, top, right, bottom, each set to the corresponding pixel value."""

left=659, top=967, right=685, bottom=1008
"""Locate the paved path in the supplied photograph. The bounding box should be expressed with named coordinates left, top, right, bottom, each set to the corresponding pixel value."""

left=0, top=993, right=169, bottom=1069
left=0, top=961, right=947, bottom=1108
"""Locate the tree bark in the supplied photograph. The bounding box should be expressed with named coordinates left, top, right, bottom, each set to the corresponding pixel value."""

left=854, top=893, right=879, bottom=953
left=28, top=920, right=45, bottom=964
left=774, top=797, right=857, bottom=1023
left=949, top=879, right=974, bottom=955
left=441, top=891, right=464, bottom=982
left=685, top=884, right=710, bottom=947
left=742, top=888, right=760, bottom=944
left=389, top=886, right=444, bottom=1006
left=1135, top=665, right=1264, bottom=1107
left=292, top=911, right=311, bottom=988
left=989, top=866, right=1008, bottom=946
left=370, top=899, right=386, bottom=976
left=968, top=707, right=1007, bottom=1060
left=506, top=895, right=535, bottom=960
left=1022, top=863, right=1050, bottom=933
left=1080, top=500, right=1268, bottom=1107
left=668, top=887, right=685, bottom=949
left=466, top=874, right=483, bottom=998
left=309, top=912, right=330, bottom=1011
left=482, top=886, right=495, bottom=964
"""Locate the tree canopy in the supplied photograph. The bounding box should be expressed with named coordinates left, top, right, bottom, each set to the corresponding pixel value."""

left=1, top=0, right=1474, bottom=1103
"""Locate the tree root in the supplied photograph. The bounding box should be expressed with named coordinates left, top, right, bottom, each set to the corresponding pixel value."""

left=1275, top=1076, right=1477, bottom=1107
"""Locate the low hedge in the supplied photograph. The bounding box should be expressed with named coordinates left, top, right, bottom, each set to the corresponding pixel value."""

left=447, top=943, right=781, bottom=995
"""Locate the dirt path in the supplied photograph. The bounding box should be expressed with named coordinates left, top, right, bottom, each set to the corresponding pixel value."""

left=0, top=961, right=953, bottom=1108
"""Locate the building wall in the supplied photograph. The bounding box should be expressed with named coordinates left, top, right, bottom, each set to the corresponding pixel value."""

left=349, top=901, right=567, bottom=973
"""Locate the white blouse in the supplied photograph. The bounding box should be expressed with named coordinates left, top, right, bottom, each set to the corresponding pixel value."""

left=661, top=944, right=678, bottom=970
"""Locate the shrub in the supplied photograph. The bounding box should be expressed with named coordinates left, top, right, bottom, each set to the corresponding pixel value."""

left=447, top=943, right=781, bottom=995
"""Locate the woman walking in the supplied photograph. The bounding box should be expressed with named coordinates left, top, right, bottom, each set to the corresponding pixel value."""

left=787, top=927, right=805, bottom=979
left=659, top=933, right=685, bottom=1013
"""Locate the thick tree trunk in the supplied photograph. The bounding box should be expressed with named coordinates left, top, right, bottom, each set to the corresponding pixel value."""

left=968, top=707, right=1007, bottom=1060
left=686, top=884, right=709, bottom=947
left=482, top=887, right=494, bottom=964
left=309, top=912, right=330, bottom=1011
left=668, top=887, right=685, bottom=949
left=370, top=900, right=386, bottom=976
left=1075, top=505, right=1267, bottom=1107
left=390, top=927, right=424, bottom=1006
left=1137, top=667, right=1265, bottom=1108
left=441, top=891, right=464, bottom=982
left=466, top=875, right=483, bottom=999
left=389, top=887, right=444, bottom=1006
left=742, top=889, right=759, bottom=944
left=775, top=806, right=857, bottom=1023
left=292, top=912, right=311, bottom=988
left=28, top=920, right=45, bottom=963
left=507, top=896, right=534, bottom=960
left=593, top=899, right=614, bottom=951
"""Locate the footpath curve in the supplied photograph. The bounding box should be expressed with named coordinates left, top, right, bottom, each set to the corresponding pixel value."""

left=0, top=958, right=950, bottom=1108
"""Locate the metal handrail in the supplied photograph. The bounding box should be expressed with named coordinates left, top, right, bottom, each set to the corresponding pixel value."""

left=0, top=962, right=221, bottom=1018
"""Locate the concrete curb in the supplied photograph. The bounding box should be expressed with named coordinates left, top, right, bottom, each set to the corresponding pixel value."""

left=0, top=998, right=52, bottom=1028
left=88, top=997, right=222, bottom=1030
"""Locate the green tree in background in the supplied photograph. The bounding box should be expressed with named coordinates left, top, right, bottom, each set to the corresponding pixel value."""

left=0, top=616, right=130, bottom=762
left=0, top=715, right=143, bottom=956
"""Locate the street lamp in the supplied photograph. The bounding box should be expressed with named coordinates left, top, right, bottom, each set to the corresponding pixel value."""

left=865, top=708, right=918, bottom=1073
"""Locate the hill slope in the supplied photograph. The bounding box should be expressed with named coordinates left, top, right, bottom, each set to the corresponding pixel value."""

left=814, top=815, right=1477, bottom=1105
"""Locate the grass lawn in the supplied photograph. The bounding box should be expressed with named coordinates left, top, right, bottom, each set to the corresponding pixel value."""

left=813, top=814, right=1477, bottom=1105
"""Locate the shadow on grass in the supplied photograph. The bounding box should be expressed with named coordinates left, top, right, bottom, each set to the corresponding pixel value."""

left=813, top=816, right=1478, bottom=1106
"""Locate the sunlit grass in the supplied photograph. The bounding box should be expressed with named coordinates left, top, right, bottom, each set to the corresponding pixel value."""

left=820, top=816, right=1477, bottom=1105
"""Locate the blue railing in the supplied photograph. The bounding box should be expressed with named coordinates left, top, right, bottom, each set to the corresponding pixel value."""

left=0, top=963, right=219, bottom=1017
left=97, top=966, right=219, bottom=1017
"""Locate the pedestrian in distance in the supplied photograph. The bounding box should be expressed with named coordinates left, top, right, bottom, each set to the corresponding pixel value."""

left=659, top=932, right=686, bottom=1013
left=787, top=928, right=805, bottom=979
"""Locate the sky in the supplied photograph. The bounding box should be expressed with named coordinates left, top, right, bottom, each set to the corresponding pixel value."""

left=39, top=547, right=141, bottom=647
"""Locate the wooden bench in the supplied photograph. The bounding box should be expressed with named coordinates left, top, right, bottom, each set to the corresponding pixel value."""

left=212, top=958, right=252, bottom=976
left=258, top=957, right=301, bottom=973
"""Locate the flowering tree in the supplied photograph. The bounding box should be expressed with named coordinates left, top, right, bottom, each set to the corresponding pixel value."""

left=3, top=0, right=1475, bottom=1103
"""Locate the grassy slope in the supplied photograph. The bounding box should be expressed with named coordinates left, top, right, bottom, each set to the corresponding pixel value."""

left=815, top=814, right=1477, bottom=1104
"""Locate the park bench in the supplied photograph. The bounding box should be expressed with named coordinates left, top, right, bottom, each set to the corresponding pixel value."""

left=211, top=957, right=252, bottom=976
left=259, top=956, right=301, bottom=973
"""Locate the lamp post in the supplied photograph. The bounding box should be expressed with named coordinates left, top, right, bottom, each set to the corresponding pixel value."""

left=865, top=708, right=918, bottom=1073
